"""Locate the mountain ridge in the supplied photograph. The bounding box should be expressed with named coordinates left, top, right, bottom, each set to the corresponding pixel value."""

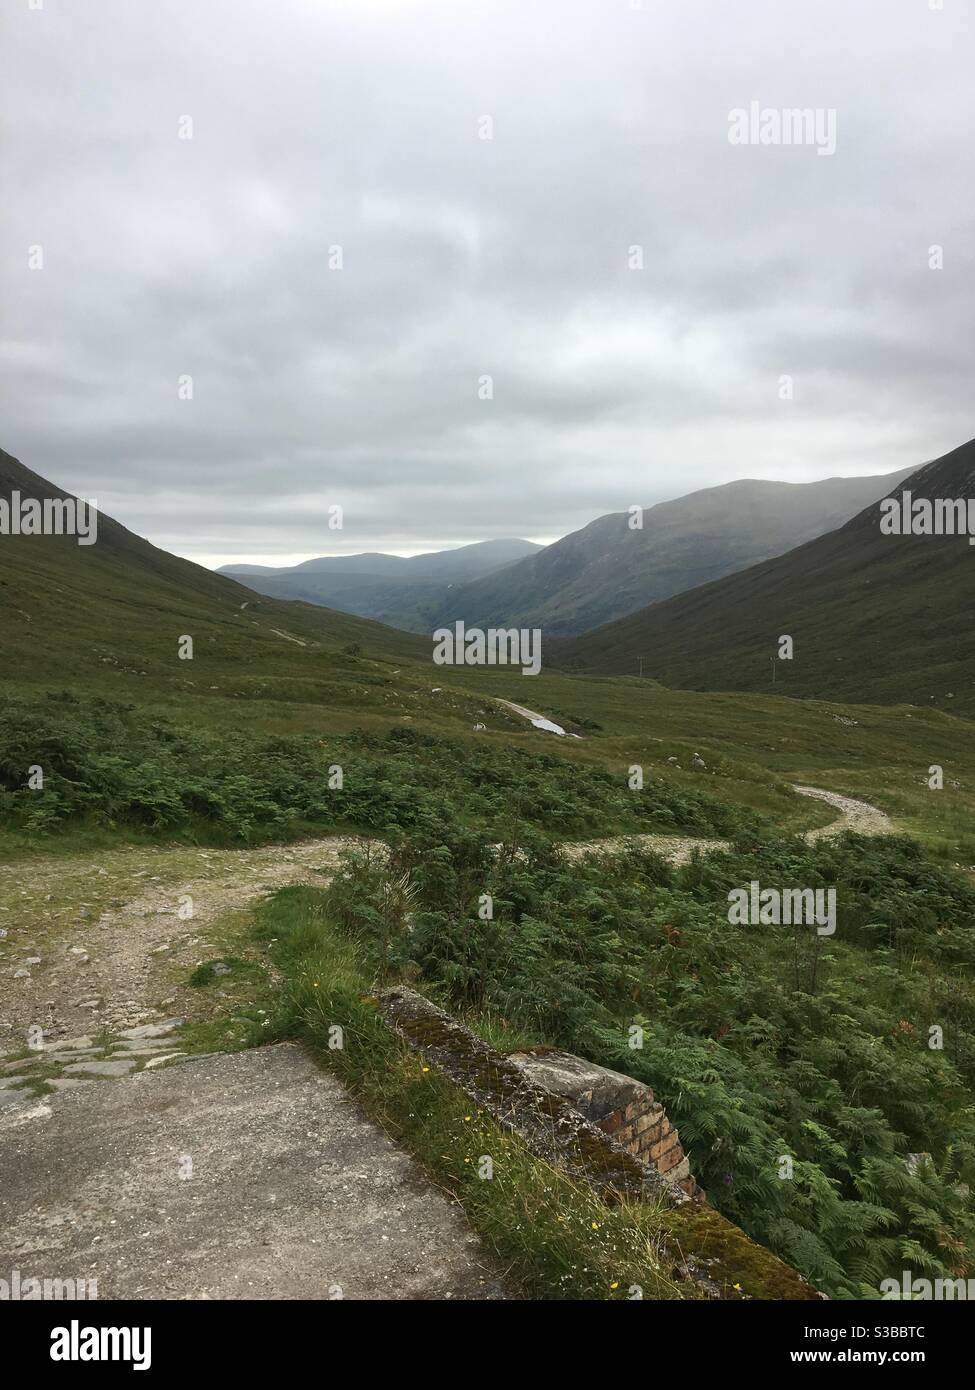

left=555, top=437, right=975, bottom=715
left=423, top=467, right=917, bottom=636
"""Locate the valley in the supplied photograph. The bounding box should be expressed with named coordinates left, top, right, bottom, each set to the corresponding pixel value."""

left=3, top=445, right=975, bottom=1303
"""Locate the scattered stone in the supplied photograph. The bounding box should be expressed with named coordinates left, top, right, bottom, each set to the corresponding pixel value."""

left=2, top=1056, right=42, bottom=1074
left=63, top=1060, right=138, bottom=1078
left=24, top=957, right=42, bottom=966
left=43, top=1036, right=93, bottom=1053
left=690, top=754, right=706, bottom=769
left=113, top=1045, right=179, bottom=1058
left=12, top=969, right=31, bottom=979
left=47, top=1078, right=93, bottom=1092
left=142, top=1053, right=184, bottom=1070
left=117, top=1018, right=183, bottom=1040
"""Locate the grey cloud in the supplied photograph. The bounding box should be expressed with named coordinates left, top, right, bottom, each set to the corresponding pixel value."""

left=0, top=0, right=972, bottom=565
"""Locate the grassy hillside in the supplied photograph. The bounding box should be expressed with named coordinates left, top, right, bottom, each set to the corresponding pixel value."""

left=558, top=438, right=975, bottom=716
left=0, top=448, right=427, bottom=700
left=429, top=467, right=914, bottom=636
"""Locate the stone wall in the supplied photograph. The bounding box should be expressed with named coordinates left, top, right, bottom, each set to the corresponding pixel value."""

left=507, top=1048, right=704, bottom=1200
left=376, top=986, right=821, bottom=1300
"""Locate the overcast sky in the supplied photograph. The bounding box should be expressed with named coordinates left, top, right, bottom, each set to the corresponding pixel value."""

left=1, top=0, right=972, bottom=566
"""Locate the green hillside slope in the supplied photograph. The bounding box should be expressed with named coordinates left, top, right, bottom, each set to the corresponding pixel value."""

left=0, top=447, right=427, bottom=696
left=557, top=438, right=975, bottom=715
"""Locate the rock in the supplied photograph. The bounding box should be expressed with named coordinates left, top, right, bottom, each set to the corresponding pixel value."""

left=43, top=1036, right=94, bottom=1052
left=117, top=1018, right=183, bottom=1040
left=13, top=969, right=31, bottom=979
left=113, top=1044, right=179, bottom=1057
left=690, top=755, right=706, bottom=769
left=142, top=1053, right=185, bottom=1070
left=47, top=1078, right=93, bottom=1092
left=63, top=1060, right=137, bottom=1077
left=24, top=957, right=42, bottom=966
left=1, top=1056, right=43, bottom=1073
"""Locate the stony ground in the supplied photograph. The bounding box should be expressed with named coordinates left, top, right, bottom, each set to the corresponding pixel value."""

left=0, top=835, right=365, bottom=1053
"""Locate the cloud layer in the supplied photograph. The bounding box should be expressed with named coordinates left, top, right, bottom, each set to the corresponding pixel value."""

left=1, top=0, right=972, bottom=565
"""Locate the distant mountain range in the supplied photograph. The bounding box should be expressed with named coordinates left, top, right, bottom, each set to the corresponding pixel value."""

left=218, top=539, right=541, bottom=630
left=427, top=469, right=916, bottom=635
left=556, top=438, right=975, bottom=715
left=220, top=469, right=914, bottom=637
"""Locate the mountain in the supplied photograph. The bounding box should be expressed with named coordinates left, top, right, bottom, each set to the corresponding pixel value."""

left=0, top=448, right=426, bottom=691
left=556, top=437, right=975, bottom=715
left=218, top=538, right=541, bottom=630
left=428, top=469, right=916, bottom=636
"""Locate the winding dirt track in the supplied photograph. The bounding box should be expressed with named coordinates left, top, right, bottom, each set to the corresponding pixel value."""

left=0, top=720, right=893, bottom=1049
left=792, top=784, right=893, bottom=840
left=499, top=698, right=893, bottom=863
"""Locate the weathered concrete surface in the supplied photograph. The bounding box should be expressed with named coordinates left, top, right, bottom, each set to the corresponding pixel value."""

left=0, top=1043, right=503, bottom=1300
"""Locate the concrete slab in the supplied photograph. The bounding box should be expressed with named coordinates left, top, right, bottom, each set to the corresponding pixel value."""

left=0, top=1043, right=503, bottom=1300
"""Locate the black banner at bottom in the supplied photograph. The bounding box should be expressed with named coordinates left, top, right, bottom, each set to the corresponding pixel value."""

left=3, top=1295, right=968, bottom=1375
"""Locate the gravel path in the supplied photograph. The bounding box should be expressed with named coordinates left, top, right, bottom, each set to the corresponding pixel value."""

left=0, top=836, right=366, bottom=1050
left=564, top=784, right=892, bottom=865
left=792, top=784, right=894, bottom=841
